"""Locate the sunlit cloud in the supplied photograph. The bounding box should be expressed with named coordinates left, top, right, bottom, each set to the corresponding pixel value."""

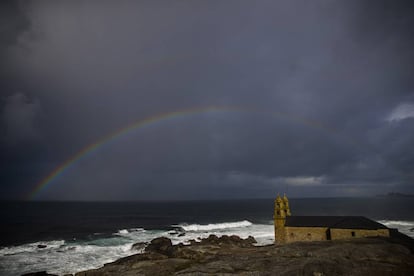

left=281, top=176, right=325, bottom=187
left=387, top=102, right=414, bottom=122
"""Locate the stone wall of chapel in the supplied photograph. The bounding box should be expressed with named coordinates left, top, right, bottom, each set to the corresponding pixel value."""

left=330, top=228, right=389, bottom=240
left=285, top=227, right=328, bottom=243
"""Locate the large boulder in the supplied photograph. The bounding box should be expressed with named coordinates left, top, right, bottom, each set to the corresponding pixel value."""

left=145, top=237, right=175, bottom=256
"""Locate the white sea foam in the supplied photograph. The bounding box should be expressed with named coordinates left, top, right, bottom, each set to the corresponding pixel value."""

left=0, top=221, right=274, bottom=275
left=130, top=228, right=145, bottom=232
left=378, top=220, right=414, bottom=226
left=177, top=220, right=253, bottom=231
left=0, top=240, right=136, bottom=276
left=378, top=220, right=414, bottom=238
left=0, top=240, right=65, bottom=256
left=116, top=228, right=145, bottom=235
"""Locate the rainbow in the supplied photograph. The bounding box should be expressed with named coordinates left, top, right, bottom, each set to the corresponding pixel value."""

left=27, top=105, right=345, bottom=200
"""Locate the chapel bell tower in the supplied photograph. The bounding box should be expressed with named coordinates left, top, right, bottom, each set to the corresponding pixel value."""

left=274, top=194, right=291, bottom=244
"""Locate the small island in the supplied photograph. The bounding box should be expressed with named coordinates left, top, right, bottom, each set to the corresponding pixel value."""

left=385, top=192, right=414, bottom=198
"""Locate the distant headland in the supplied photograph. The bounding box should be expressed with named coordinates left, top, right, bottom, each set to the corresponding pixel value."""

left=378, top=192, right=414, bottom=198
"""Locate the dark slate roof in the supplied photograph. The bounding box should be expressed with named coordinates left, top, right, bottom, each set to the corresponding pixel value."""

left=285, top=216, right=388, bottom=230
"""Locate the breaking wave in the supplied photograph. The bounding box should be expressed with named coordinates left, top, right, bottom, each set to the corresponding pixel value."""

left=378, top=220, right=413, bottom=227
left=117, top=228, right=145, bottom=234
left=176, top=220, right=253, bottom=231
left=0, top=221, right=272, bottom=275
left=378, top=220, right=414, bottom=238
left=0, top=240, right=65, bottom=256
left=0, top=238, right=137, bottom=276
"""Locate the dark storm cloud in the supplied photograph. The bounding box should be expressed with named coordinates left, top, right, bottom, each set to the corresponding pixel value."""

left=2, top=93, right=41, bottom=144
left=0, top=1, right=30, bottom=60
left=1, top=0, right=413, bottom=200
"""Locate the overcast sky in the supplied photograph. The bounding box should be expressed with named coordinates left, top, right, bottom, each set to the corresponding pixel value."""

left=1, top=0, right=414, bottom=200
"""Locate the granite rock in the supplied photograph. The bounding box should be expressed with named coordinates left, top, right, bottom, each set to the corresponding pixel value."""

left=74, top=235, right=414, bottom=276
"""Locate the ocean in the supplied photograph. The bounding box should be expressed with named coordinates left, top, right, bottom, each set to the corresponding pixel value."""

left=0, top=197, right=413, bottom=275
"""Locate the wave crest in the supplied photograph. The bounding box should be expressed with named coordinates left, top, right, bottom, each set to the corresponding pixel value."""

left=116, top=228, right=145, bottom=235
left=378, top=220, right=414, bottom=227
left=0, top=240, right=65, bottom=256
left=176, top=220, right=253, bottom=231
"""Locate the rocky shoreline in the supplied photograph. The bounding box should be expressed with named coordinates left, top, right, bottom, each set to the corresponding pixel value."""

left=25, top=230, right=414, bottom=276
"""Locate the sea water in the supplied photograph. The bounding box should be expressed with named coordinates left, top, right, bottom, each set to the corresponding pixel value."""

left=0, top=198, right=413, bottom=275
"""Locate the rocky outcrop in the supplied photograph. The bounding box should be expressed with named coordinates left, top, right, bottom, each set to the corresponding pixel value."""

left=130, top=241, right=147, bottom=251
left=197, top=234, right=257, bottom=247
left=145, top=237, right=175, bottom=256
left=75, top=235, right=414, bottom=275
